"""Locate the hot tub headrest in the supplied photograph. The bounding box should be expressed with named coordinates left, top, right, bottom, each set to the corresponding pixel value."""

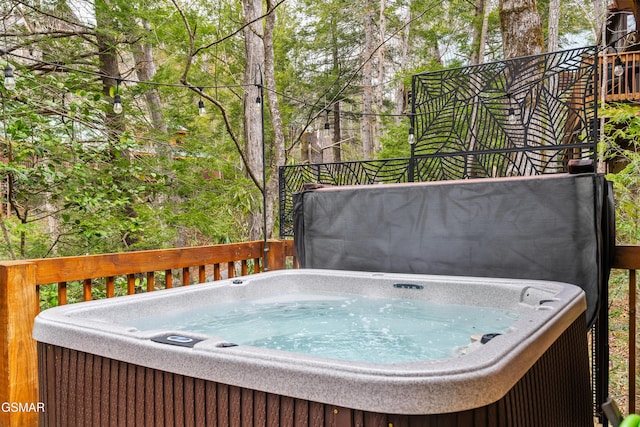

left=293, top=173, right=614, bottom=326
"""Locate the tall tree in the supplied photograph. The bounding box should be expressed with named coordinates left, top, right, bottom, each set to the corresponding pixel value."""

left=470, top=0, right=490, bottom=64
left=132, top=20, right=167, bottom=136
left=241, top=0, right=266, bottom=240
left=547, top=0, right=560, bottom=51
left=263, top=0, right=286, bottom=239
left=361, top=2, right=377, bottom=158
left=499, top=0, right=544, bottom=58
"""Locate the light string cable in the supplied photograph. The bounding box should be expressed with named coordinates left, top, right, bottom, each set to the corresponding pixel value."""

left=4, top=19, right=630, bottom=123
left=4, top=46, right=419, bottom=122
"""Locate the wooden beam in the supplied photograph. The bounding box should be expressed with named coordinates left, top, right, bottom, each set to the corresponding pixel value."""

left=612, top=245, right=640, bottom=270
left=30, top=241, right=265, bottom=285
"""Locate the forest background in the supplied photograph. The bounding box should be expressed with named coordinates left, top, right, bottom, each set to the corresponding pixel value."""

left=0, top=0, right=631, bottom=259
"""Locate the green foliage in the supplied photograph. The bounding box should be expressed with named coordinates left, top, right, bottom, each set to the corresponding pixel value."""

left=601, top=103, right=640, bottom=244
left=38, top=275, right=163, bottom=310
left=0, top=0, right=598, bottom=259
left=377, top=121, right=412, bottom=159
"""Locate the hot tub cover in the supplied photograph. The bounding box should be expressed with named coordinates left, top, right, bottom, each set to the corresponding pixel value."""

left=293, top=173, right=614, bottom=326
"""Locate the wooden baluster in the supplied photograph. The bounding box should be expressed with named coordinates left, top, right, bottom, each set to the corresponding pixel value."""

left=182, top=267, right=190, bottom=286
left=199, top=265, right=206, bottom=283
left=241, top=260, right=248, bottom=276
left=165, top=269, right=173, bottom=289
left=147, top=272, right=155, bottom=292
left=58, top=281, right=67, bottom=305
left=214, top=264, right=221, bottom=281
left=253, top=258, right=261, bottom=274
left=83, top=278, right=92, bottom=301
left=227, top=262, right=235, bottom=279
left=632, top=53, right=636, bottom=95
left=106, top=276, right=115, bottom=298
left=127, top=274, right=136, bottom=295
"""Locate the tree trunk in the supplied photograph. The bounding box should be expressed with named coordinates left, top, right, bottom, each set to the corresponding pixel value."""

left=593, top=0, right=606, bottom=44
left=95, top=0, right=140, bottom=247
left=547, top=0, right=560, bottom=52
left=361, top=3, right=376, bottom=158
left=470, top=0, right=490, bottom=65
left=331, top=17, right=342, bottom=162
left=499, top=0, right=544, bottom=175
left=241, top=0, right=265, bottom=240
left=95, top=0, right=125, bottom=144
left=332, top=101, right=342, bottom=162
left=132, top=20, right=167, bottom=137
left=374, top=0, right=385, bottom=152
left=264, top=0, right=285, bottom=239
left=394, top=2, right=411, bottom=121
left=467, top=0, right=489, bottom=175
left=499, top=0, right=544, bottom=59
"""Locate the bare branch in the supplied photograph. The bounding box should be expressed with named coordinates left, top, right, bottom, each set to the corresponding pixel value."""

left=171, top=0, right=263, bottom=190
left=14, top=0, right=95, bottom=31
left=192, top=0, right=286, bottom=57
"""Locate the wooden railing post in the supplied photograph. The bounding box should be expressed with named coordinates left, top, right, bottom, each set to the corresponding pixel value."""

left=266, top=240, right=286, bottom=271
left=612, top=245, right=640, bottom=416
left=0, top=261, right=40, bottom=427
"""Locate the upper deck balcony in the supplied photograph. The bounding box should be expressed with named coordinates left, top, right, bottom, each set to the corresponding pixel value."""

left=600, top=51, right=640, bottom=102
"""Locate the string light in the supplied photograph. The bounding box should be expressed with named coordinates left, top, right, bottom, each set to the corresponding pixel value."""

left=407, top=126, right=415, bottom=145
left=3, top=63, right=15, bottom=90
left=197, top=87, right=206, bottom=116
left=113, top=93, right=123, bottom=114
left=113, top=79, right=123, bottom=114
left=614, top=56, right=625, bottom=77
left=323, top=109, right=330, bottom=137
left=0, top=48, right=431, bottom=123
left=0, top=49, right=414, bottom=122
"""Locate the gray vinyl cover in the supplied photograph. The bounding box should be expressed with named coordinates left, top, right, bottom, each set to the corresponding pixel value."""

left=293, top=174, right=613, bottom=326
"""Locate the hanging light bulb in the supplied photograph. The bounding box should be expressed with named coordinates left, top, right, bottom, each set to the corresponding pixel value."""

left=254, top=92, right=262, bottom=114
left=112, top=79, right=123, bottom=114
left=614, top=57, right=625, bottom=77
left=3, top=64, right=15, bottom=91
left=323, top=109, right=330, bottom=137
left=408, top=127, right=415, bottom=145
left=197, top=87, right=206, bottom=116
left=113, top=93, right=123, bottom=114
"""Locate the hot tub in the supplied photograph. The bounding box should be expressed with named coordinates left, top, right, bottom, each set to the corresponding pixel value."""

left=34, top=269, right=592, bottom=426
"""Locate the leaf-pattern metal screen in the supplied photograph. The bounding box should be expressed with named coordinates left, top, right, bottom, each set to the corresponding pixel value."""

left=410, top=46, right=597, bottom=180
left=279, top=47, right=598, bottom=237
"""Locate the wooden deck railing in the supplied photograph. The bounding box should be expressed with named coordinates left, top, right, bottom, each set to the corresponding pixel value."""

left=0, top=240, right=636, bottom=426
left=599, top=51, right=640, bottom=102
left=0, top=239, right=296, bottom=427
left=611, top=245, right=639, bottom=416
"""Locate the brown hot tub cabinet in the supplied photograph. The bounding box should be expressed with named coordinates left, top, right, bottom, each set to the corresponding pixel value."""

left=34, top=269, right=592, bottom=426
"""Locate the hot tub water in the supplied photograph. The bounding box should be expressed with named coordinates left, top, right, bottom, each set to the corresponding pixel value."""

left=127, top=292, right=520, bottom=364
